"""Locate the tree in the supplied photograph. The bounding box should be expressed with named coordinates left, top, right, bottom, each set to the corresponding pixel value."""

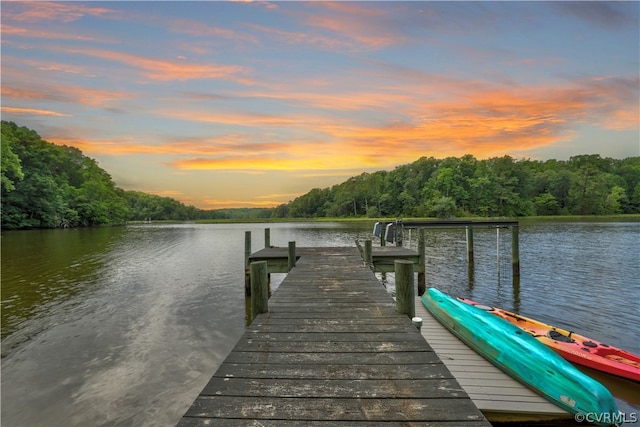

left=1, top=121, right=200, bottom=229
left=1, top=128, right=24, bottom=191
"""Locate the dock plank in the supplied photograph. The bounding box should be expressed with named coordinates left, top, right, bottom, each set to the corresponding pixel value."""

left=184, top=395, right=484, bottom=422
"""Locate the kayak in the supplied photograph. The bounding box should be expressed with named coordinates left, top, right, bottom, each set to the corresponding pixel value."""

left=423, top=288, right=620, bottom=426
left=458, top=297, right=640, bottom=383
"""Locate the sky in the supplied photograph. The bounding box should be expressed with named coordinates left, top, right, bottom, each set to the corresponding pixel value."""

left=1, top=1, right=639, bottom=209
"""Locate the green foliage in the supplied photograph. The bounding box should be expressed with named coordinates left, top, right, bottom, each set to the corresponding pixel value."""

left=0, top=122, right=201, bottom=229
left=273, top=153, right=640, bottom=219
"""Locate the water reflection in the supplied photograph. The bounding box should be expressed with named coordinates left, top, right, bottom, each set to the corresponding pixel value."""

left=1, top=227, right=127, bottom=351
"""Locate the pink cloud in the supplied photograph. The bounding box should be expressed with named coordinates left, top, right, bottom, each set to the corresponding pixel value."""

left=1, top=106, right=70, bottom=117
left=2, top=1, right=117, bottom=23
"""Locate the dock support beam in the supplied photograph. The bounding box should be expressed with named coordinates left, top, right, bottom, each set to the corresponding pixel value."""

left=244, top=231, right=251, bottom=296
left=395, top=259, right=415, bottom=319
left=264, top=228, right=270, bottom=248
left=417, top=229, right=426, bottom=296
left=250, top=261, right=269, bottom=322
left=364, top=239, right=373, bottom=268
left=288, top=241, right=296, bottom=271
left=466, top=226, right=474, bottom=264
left=395, top=219, right=403, bottom=247
left=512, top=225, right=520, bottom=283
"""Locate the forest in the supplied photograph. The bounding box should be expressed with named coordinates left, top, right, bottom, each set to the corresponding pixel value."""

left=1, top=121, right=211, bottom=229
left=272, top=153, right=640, bottom=219
left=2, top=121, right=639, bottom=230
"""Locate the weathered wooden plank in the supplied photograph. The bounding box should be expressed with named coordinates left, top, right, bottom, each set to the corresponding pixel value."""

left=231, top=339, right=430, bottom=353
left=242, top=332, right=427, bottom=343
left=246, top=322, right=419, bottom=333
left=213, top=361, right=452, bottom=380
left=222, top=351, right=443, bottom=366
left=251, top=315, right=406, bottom=324
left=202, top=378, right=466, bottom=398
left=179, top=419, right=490, bottom=427
left=183, top=396, right=486, bottom=422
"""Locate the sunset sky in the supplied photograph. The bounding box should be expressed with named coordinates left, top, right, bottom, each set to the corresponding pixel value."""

left=2, top=1, right=639, bottom=209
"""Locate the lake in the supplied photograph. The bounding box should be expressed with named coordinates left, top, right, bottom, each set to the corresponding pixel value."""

left=1, top=221, right=639, bottom=426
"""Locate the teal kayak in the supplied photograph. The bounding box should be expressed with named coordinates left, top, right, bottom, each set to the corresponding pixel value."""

left=422, top=288, right=620, bottom=427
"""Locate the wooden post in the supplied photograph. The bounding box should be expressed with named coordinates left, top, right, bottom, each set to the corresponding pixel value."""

left=288, top=241, right=296, bottom=271
left=380, top=225, right=386, bottom=247
left=244, top=231, right=251, bottom=296
left=395, top=259, right=414, bottom=319
left=250, top=261, right=269, bottom=322
left=417, top=228, right=426, bottom=296
left=264, top=228, right=272, bottom=296
left=466, top=226, right=474, bottom=264
left=512, top=225, right=520, bottom=283
left=364, top=239, right=372, bottom=268
left=395, top=219, right=403, bottom=247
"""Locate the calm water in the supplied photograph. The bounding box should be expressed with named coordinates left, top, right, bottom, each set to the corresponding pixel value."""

left=1, top=221, right=639, bottom=426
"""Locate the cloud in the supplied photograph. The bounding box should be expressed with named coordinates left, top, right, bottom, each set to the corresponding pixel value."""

left=1, top=106, right=70, bottom=117
left=246, top=2, right=409, bottom=52
left=554, top=2, right=638, bottom=31
left=2, top=81, right=133, bottom=108
left=1, top=24, right=109, bottom=42
left=54, top=46, right=254, bottom=84
left=302, top=5, right=407, bottom=50
left=167, top=19, right=259, bottom=45
left=2, top=1, right=117, bottom=23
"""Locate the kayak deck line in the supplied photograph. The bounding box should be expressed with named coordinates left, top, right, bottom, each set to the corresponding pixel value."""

left=178, top=246, right=490, bottom=426
left=414, top=297, right=575, bottom=424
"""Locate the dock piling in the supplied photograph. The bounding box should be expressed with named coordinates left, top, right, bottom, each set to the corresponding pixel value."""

left=244, top=231, right=252, bottom=296
left=250, top=260, right=269, bottom=322
left=395, top=259, right=415, bottom=319
left=466, top=226, right=474, bottom=263
left=417, top=229, right=426, bottom=296
left=288, top=241, right=296, bottom=271
left=512, top=225, right=520, bottom=282
left=364, top=239, right=373, bottom=268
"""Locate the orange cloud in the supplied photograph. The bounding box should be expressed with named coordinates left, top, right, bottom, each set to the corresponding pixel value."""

left=1, top=24, right=107, bottom=42
left=2, top=2, right=117, bottom=23
left=29, top=63, right=637, bottom=175
left=2, top=82, right=132, bottom=108
left=45, top=46, right=254, bottom=84
left=163, top=109, right=299, bottom=127
left=1, top=106, right=70, bottom=117
left=168, top=19, right=259, bottom=45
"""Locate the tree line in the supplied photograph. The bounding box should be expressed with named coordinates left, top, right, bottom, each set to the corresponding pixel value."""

left=272, top=153, right=640, bottom=219
left=2, top=121, right=639, bottom=229
left=1, top=121, right=224, bottom=229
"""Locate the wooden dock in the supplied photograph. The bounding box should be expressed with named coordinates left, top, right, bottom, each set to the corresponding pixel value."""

left=414, top=298, right=573, bottom=423
left=178, top=247, right=490, bottom=426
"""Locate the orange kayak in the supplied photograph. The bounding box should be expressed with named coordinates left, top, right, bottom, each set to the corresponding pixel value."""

left=459, top=297, right=640, bottom=383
